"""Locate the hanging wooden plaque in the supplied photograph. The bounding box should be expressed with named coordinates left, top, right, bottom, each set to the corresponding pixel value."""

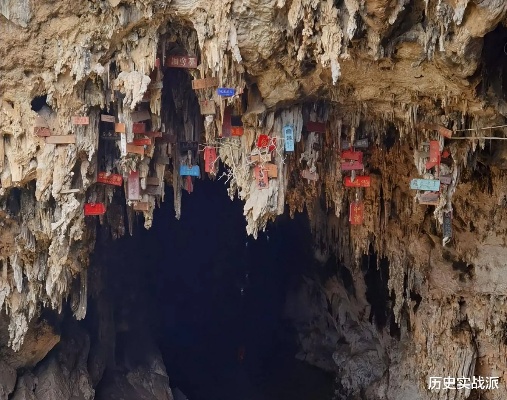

left=440, top=175, right=452, bottom=185
left=419, top=192, right=440, bottom=205
left=306, top=121, right=326, bottom=133
left=144, top=131, right=163, bottom=138
left=425, top=140, right=440, bottom=169
left=200, top=100, right=216, bottom=115
left=132, top=123, right=146, bottom=134
left=166, top=55, right=198, bottom=68
left=97, top=172, right=123, bottom=186
left=248, top=153, right=272, bottom=163
left=341, top=161, right=364, bottom=171
left=254, top=166, right=269, bottom=190
left=133, top=202, right=150, bottom=212
left=72, top=116, right=89, bottom=125
left=231, top=127, right=244, bottom=136
left=180, top=165, right=200, bottom=177
left=443, top=211, right=452, bottom=238
left=34, top=127, right=51, bottom=137
left=410, top=179, right=440, bottom=191
left=45, top=135, right=76, bottom=144
left=265, top=163, right=278, bottom=178
left=341, top=150, right=363, bottom=162
left=131, top=137, right=152, bottom=146
left=115, top=123, right=126, bottom=133
left=344, top=176, right=371, bottom=188
left=146, top=177, right=160, bottom=186
left=120, top=133, right=127, bottom=156
left=222, top=106, right=232, bottom=138
left=131, top=110, right=151, bottom=123
left=349, top=201, right=364, bottom=225
left=192, top=77, right=219, bottom=90
left=185, top=175, right=193, bottom=194
left=204, top=146, right=217, bottom=173
left=284, top=125, right=294, bottom=152
left=143, top=185, right=162, bottom=196
left=84, top=203, right=106, bottom=216
left=127, top=171, right=141, bottom=200
left=101, top=115, right=116, bottom=123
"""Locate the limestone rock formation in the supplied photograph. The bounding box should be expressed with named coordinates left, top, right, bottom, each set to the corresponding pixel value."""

left=1, top=0, right=507, bottom=399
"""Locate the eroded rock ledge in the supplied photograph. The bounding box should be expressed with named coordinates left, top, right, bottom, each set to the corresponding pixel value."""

left=1, top=1, right=507, bottom=399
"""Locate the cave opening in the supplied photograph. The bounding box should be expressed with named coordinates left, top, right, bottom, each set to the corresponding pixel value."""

left=87, top=179, right=335, bottom=400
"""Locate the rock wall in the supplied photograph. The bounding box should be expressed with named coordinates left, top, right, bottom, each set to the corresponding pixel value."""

left=1, top=0, right=507, bottom=399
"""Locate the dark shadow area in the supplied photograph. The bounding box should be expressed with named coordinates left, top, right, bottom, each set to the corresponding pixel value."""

left=90, top=178, right=334, bottom=400
left=362, top=246, right=390, bottom=330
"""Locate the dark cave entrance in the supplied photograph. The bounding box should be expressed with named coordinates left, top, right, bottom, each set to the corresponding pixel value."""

left=88, top=179, right=335, bottom=400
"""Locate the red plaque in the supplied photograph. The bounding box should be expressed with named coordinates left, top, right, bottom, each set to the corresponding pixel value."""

left=204, top=146, right=218, bottom=173
left=254, top=166, right=269, bottom=190
left=425, top=140, right=440, bottom=169
left=127, top=171, right=141, bottom=200
left=131, top=137, right=151, bottom=146
left=166, top=55, right=198, bottom=69
left=132, top=123, right=146, bottom=134
left=185, top=176, right=193, bottom=194
left=115, top=123, right=126, bottom=133
left=231, top=127, right=244, bottom=136
left=97, top=172, right=123, bottom=186
left=306, top=121, right=326, bottom=133
left=222, top=107, right=232, bottom=138
left=72, top=116, right=89, bottom=125
left=349, top=201, right=364, bottom=225
left=341, top=161, right=364, bottom=171
left=126, top=144, right=145, bottom=155
left=341, top=150, right=363, bottom=162
left=144, top=131, right=162, bottom=138
left=34, top=127, right=51, bottom=137
left=344, top=176, right=370, bottom=188
left=256, top=135, right=276, bottom=152
left=84, top=203, right=106, bottom=216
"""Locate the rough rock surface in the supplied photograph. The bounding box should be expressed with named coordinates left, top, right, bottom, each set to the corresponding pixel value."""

left=1, top=0, right=507, bottom=399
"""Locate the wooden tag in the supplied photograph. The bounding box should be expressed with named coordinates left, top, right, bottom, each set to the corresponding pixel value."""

left=131, top=110, right=151, bottom=123
left=120, top=133, right=127, bottom=156
left=200, top=100, right=216, bottom=115
left=344, top=176, right=370, bottom=188
left=284, top=125, right=294, bottom=152
left=341, top=161, right=364, bottom=171
left=440, top=175, right=452, bottom=185
left=115, top=123, right=126, bottom=133
left=84, top=203, right=106, bottom=216
left=341, top=150, right=363, bottom=162
left=34, top=127, right=51, bottom=137
left=166, top=55, right=198, bottom=68
left=265, top=163, right=278, bottom=178
left=132, top=123, right=146, bottom=134
left=143, top=185, right=162, bottom=196
left=443, top=211, right=452, bottom=238
left=72, top=116, right=89, bottom=125
left=248, top=153, right=272, bottom=163
left=204, top=146, right=217, bottom=174
left=306, top=121, right=326, bottom=133
left=410, top=179, right=440, bottom=191
left=133, top=202, right=150, bottom=212
left=180, top=165, right=200, bottom=177
left=144, top=131, right=162, bottom=138
left=101, top=115, right=116, bottom=123
left=231, top=127, right=244, bottom=136
left=192, top=77, right=219, bottom=90
left=45, top=135, right=76, bottom=144
left=126, top=144, right=145, bottom=155
left=349, top=201, right=364, bottom=225
left=131, top=137, right=151, bottom=146
left=419, top=192, right=440, bottom=205
left=222, top=106, right=232, bottom=138
left=254, top=166, right=269, bottom=189
left=146, top=176, right=160, bottom=186
left=97, top=172, right=123, bottom=186
left=127, top=171, right=141, bottom=200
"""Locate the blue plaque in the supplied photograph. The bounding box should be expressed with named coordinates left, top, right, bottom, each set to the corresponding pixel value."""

left=217, top=88, right=236, bottom=97
left=180, top=165, right=200, bottom=177
left=283, top=125, right=294, bottom=152
left=410, top=179, right=440, bottom=191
